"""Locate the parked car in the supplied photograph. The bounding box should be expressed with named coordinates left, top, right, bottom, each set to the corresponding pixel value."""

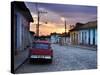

left=29, top=40, right=53, bottom=63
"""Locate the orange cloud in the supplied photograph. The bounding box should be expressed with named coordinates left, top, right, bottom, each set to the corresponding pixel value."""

left=29, top=22, right=66, bottom=36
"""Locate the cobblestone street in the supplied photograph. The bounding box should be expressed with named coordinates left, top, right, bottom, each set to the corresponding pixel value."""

left=15, top=44, right=97, bottom=73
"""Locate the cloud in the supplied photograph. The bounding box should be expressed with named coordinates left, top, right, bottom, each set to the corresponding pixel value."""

left=26, top=2, right=97, bottom=35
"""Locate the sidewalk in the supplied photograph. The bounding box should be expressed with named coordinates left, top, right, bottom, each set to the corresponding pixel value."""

left=68, top=44, right=97, bottom=51
left=58, top=43, right=97, bottom=51
left=14, top=48, right=29, bottom=71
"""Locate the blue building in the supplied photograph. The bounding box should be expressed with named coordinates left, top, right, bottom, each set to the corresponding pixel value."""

left=12, top=1, right=33, bottom=55
left=70, top=21, right=97, bottom=46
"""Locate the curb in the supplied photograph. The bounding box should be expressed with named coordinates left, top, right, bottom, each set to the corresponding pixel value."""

left=68, top=45, right=97, bottom=51
left=14, top=58, right=28, bottom=73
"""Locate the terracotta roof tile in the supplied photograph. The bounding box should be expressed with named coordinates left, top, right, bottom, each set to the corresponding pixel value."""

left=70, top=21, right=97, bottom=31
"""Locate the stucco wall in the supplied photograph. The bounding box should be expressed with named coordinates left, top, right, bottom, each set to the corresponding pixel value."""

left=15, top=11, right=31, bottom=51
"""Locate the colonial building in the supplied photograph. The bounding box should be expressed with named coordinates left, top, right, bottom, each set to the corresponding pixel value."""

left=70, top=21, right=97, bottom=46
left=12, top=1, right=34, bottom=54
left=59, top=33, right=70, bottom=45
left=70, top=23, right=84, bottom=45
left=50, top=32, right=70, bottom=45
left=50, top=33, right=60, bottom=44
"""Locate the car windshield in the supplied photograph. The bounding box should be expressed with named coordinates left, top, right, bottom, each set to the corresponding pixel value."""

left=33, top=43, right=49, bottom=49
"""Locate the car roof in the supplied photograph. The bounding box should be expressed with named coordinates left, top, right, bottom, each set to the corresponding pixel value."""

left=33, top=40, right=50, bottom=44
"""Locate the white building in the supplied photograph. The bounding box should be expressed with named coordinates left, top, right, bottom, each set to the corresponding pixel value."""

left=50, top=33, right=60, bottom=44
left=59, top=33, right=70, bottom=45
left=70, top=21, right=97, bottom=46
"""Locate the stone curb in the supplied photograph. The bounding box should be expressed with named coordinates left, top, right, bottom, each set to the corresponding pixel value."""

left=68, top=45, right=97, bottom=51
left=14, top=58, right=28, bottom=73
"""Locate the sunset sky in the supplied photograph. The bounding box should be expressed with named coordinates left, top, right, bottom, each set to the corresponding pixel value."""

left=25, top=2, right=97, bottom=36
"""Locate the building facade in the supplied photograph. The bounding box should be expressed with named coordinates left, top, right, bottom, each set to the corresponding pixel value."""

left=59, top=33, right=70, bottom=45
left=12, top=1, right=34, bottom=55
left=70, top=21, right=97, bottom=46
left=50, top=33, right=60, bottom=44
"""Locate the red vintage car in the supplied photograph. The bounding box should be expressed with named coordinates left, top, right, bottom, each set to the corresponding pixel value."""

left=29, top=40, right=53, bottom=63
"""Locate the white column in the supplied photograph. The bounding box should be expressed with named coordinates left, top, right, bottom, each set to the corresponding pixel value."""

left=86, top=30, right=89, bottom=44
left=90, top=29, right=93, bottom=45
left=80, top=31, right=82, bottom=44
left=78, top=31, right=80, bottom=44
left=95, top=29, right=97, bottom=45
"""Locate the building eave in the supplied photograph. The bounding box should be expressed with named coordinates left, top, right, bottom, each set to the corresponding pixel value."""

left=69, top=21, right=97, bottom=32
left=12, top=1, right=34, bottom=22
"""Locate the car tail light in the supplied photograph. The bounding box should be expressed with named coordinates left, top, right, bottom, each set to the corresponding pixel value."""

left=29, top=48, right=32, bottom=54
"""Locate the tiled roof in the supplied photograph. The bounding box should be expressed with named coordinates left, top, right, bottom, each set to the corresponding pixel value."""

left=70, top=21, right=97, bottom=31
left=59, top=32, right=70, bottom=37
left=80, top=21, right=97, bottom=29
left=70, top=23, right=84, bottom=31
left=50, top=32, right=61, bottom=35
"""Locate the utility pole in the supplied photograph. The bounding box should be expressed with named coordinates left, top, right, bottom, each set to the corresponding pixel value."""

left=65, top=20, right=66, bottom=44
left=35, top=3, right=47, bottom=37
left=36, top=11, right=40, bottom=37
left=61, top=17, right=67, bottom=44
left=65, top=20, right=66, bottom=34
